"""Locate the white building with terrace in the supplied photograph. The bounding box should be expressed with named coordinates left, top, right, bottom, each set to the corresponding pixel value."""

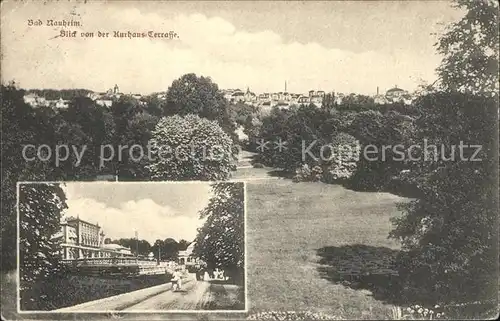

left=51, top=216, right=134, bottom=261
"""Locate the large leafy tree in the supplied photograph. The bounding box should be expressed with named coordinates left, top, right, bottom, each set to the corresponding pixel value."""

left=164, top=73, right=236, bottom=141
left=436, top=0, right=499, bottom=95
left=19, top=183, right=67, bottom=310
left=193, top=183, right=245, bottom=283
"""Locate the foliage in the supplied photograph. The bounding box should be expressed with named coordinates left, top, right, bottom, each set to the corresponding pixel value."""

left=147, top=114, right=235, bottom=180
left=110, top=238, right=151, bottom=257
left=322, top=132, right=360, bottom=183
left=164, top=73, right=236, bottom=141
left=257, top=106, right=337, bottom=172
left=389, top=93, right=498, bottom=316
left=110, top=97, right=159, bottom=180
left=19, top=183, right=67, bottom=310
left=1, top=84, right=67, bottom=271
left=27, top=88, right=93, bottom=100
left=336, top=93, right=377, bottom=111
left=346, top=110, right=413, bottom=191
left=436, top=0, right=499, bottom=96
left=193, top=183, right=245, bottom=283
left=292, top=164, right=323, bottom=182
left=150, top=238, right=187, bottom=261
left=246, top=311, right=342, bottom=320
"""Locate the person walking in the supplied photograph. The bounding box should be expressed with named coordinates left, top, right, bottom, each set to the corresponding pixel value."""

left=171, top=268, right=183, bottom=291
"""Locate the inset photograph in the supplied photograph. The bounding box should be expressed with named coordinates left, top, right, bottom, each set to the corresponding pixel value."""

left=17, top=182, right=246, bottom=313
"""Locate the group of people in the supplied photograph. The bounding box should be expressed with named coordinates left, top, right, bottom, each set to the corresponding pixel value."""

left=170, top=266, right=229, bottom=291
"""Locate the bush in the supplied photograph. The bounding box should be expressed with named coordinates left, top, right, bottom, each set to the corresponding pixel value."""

left=147, top=114, right=235, bottom=180
left=321, top=132, right=360, bottom=183
left=252, top=162, right=265, bottom=168
left=293, top=164, right=323, bottom=182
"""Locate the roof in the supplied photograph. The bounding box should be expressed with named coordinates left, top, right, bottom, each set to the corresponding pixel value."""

left=66, top=217, right=100, bottom=227
left=387, top=87, right=405, bottom=93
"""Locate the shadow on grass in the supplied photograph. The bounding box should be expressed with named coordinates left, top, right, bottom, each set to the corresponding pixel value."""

left=316, top=244, right=407, bottom=305
left=204, top=280, right=245, bottom=311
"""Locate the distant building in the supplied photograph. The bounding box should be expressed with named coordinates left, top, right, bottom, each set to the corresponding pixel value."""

left=231, top=91, right=245, bottom=103
left=298, top=96, right=310, bottom=106
left=178, top=242, right=201, bottom=267
left=374, top=95, right=389, bottom=105
left=244, top=88, right=257, bottom=103
left=23, top=93, right=49, bottom=107
left=54, top=97, right=70, bottom=109
left=52, top=216, right=134, bottom=260
left=385, top=86, right=408, bottom=102
left=95, top=99, right=113, bottom=107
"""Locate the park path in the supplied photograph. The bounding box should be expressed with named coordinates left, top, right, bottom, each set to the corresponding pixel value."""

left=123, top=274, right=210, bottom=311
left=231, top=150, right=283, bottom=181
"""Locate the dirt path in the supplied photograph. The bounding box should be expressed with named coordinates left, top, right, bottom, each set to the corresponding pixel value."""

left=123, top=276, right=210, bottom=311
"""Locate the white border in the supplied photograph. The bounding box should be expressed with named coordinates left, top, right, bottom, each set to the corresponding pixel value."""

left=16, top=180, right=248, bottom=314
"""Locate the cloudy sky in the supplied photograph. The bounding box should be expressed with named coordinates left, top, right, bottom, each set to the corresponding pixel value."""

left=1, top=1, right=463, bottom=95
left=62, top=182, right=213, bottom=244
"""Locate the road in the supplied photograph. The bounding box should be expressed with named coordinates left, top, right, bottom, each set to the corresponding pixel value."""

left=55, top=273, right=244, bottom=312
left=123, top=275, right=210, bottom=310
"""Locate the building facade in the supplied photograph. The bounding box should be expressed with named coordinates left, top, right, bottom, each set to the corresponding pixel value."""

left=53, top=216, right=134, bottom=260
left=178, top=242, right=201, bottom=267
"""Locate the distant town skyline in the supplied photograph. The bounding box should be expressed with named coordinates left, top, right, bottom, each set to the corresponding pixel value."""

left=62, top=182, right=212, bottom=244
left=1, top=1, right=464, bottom=95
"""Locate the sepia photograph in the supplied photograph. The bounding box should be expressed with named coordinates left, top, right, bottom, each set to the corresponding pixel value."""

left=1, top=0, right=498, bottom=320
left=17, top=181, right=246, bottom=313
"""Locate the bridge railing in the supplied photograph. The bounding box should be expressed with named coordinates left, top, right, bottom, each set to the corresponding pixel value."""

left=61, top=258, right=180, bottom=268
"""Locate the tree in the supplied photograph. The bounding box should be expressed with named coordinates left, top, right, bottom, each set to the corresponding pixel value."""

left=147, top=114, right=235, bottom=181
left=163, top=238, right=180, bottom=260
left=193, top=183, right=245, bottom=284
left=104, top=238, right=112, bottom=244
left=178, top=239, right=190, bottom=251
left=257, top=105, right=337, bottom=172
left=19, top=183, right=67, bottom=310
left=436, top=0, right=499, bottom=96
left=110, top=97, right=158, bottom=180
left=164, top=73, right=236, bottom=140
left=151, top=239, right=165, bottom=261
left=389, top=93, right=498, bottom=317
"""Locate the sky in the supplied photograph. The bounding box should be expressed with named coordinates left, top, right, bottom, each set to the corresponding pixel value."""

left=1, top=1, right=464, bottom=95
left=61, top=182, right=213, bottom=244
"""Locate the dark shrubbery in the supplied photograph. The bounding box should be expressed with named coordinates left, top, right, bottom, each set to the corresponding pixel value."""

left=389, top=93, right=498, bottom=316
left=346, top=110, right=415, bottom=191
left=257, top=106, right=337, bottom=172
